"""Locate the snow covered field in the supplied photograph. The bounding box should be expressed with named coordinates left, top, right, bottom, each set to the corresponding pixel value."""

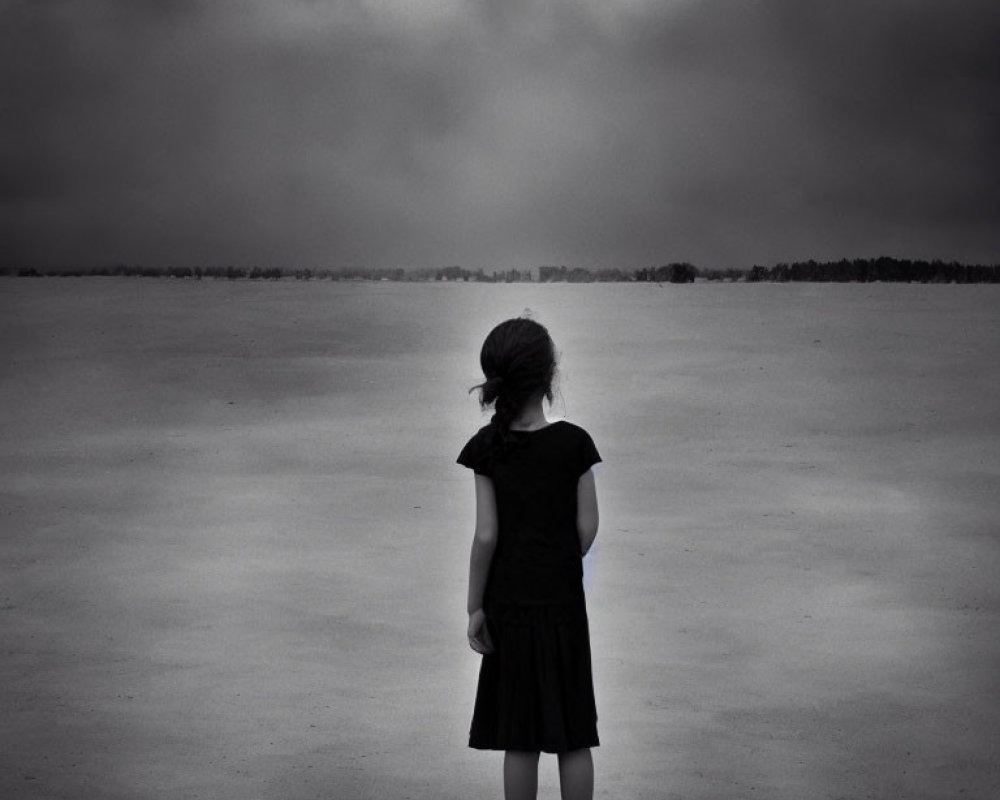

left=2, top=279, right=998, bottom=799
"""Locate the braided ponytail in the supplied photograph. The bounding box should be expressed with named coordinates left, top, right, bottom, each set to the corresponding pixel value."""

left=470, top=317, right=557, bottom=452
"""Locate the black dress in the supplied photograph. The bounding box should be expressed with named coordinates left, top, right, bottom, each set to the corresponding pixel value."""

left=457, top=420, right=601, bottom=753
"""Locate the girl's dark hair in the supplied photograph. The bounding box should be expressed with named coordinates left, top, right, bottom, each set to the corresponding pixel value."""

left=471, top=317, right=557, bottom=447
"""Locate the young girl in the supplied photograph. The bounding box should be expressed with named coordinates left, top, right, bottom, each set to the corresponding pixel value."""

left=457, top=317, right=600, bottom=800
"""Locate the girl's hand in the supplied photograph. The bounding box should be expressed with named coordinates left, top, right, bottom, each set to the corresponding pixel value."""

left=467, top=608, right=494, bottom=655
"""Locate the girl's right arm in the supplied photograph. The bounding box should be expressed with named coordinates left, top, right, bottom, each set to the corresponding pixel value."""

left=577, top=468, right=599, bottom=556
left=467, top=474, right=498, bottom=654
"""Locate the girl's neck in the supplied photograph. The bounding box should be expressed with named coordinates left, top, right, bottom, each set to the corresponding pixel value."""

left=509, top=397, right=548, bottom=431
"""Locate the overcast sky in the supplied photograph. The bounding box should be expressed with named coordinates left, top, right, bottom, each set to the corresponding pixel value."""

left=2, top=0, right=998, bottom=270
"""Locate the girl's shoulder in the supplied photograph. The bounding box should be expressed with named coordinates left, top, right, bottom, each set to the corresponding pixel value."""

left=538, top=419, right=594, bottom=442
left=546, top=419, right=588, bottom=435
left=456, top=424, right=495, bottom=474
left=533, top=420, right=602, bottom=473
left=458, top=420, right=600, bottom=475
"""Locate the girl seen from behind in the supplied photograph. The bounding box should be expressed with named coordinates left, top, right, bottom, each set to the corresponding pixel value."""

left=457, top=317, right=601, bottom=800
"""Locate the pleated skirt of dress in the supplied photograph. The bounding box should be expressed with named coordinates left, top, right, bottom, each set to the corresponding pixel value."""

left=469, top=597, right=599, bottom=753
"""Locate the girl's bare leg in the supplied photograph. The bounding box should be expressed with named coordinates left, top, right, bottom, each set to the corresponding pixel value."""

left=504, top=750, right=540, bottom=800
left=557, top=748, right=593, bottom=800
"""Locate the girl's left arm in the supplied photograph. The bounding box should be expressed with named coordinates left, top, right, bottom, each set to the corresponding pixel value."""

left=577, top=468, right=599, bottom=556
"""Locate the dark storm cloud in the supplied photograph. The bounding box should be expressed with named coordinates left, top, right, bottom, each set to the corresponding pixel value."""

left=760, top=2, right=1000, bottom=219
left=1, top=0, right=998, bottom=269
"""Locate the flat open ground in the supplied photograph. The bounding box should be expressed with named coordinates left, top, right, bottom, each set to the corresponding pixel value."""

left=1, top=279, right=998, bottom=800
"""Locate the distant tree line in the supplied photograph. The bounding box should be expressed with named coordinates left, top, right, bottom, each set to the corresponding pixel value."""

left=3, top=256, right=997, bottom=283
left=744, top=257, right=1000, bottom=284
left=631, top=263, right=698, bottom=283
left=9, top=264, right=288, bottom=280
left=537, top=265, right=637, bottom=282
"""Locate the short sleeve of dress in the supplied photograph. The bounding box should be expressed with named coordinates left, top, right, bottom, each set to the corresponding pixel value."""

left=457, top=428, right=492, bottom=476
left=576, top=428, right=602, bottom=476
